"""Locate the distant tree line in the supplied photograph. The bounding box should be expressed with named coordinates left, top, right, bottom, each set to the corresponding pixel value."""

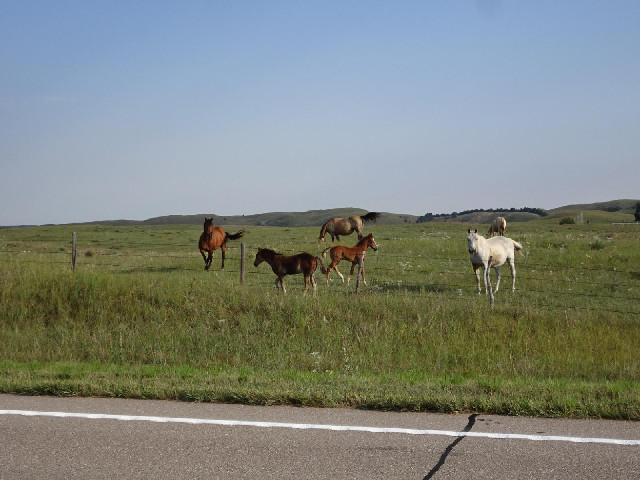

left=416, top=207, right=547, bottom=223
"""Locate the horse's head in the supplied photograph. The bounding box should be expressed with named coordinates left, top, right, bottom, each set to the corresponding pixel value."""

left=319, top=218, right=333, bottom=242
left=203, top=217, right=214, bottom=238
left=366, top=233, right=378, bottom=252
left=467, top=229, right=479, bottom=254
left=254, top=248, right=265, bottom=267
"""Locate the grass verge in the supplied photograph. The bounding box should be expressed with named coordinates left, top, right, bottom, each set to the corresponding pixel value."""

left=2, top=361, right=638, bottom=420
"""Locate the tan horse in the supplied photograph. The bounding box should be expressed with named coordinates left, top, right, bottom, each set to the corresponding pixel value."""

left=318, top=211, right=380, bottom=242
left=254, top=248, right=327, bottom=295
left=488, top=216, right=507, bottom=236
left=468, top=229, right=522, bottom=294
left=198, top=217, right=244, bottom=270
left=322, top=233, right=378, bottom=285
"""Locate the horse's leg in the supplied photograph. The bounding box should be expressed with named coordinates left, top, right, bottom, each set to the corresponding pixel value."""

left=311, top=273, right=317, bottom=296
left=332, top=263, right=345, bottom=283
left=206, top=252, right=212, bottom=271
left=303, top=274, right=310, bottom=295
left=494, top=266, right=502, bottom=293
left=200, top=251, right=208, bottom=270
left=347, top=262, right=355, bottom=285
left=482, top=263, right=490, bottom=294
left=473, top=265, right=482, bottom=294
left=336, top=266, right=345, bottom=283
left=220, top=244, right=226, bottom=269
left=326, top=259, right=339, bottom=284
left=273, top=276, right=285, bottom=293
left=509, top=259, right=516, bottom=291
left=347, top=261, right=365, bottom=285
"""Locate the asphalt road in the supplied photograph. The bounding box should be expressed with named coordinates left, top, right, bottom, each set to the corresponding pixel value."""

left=1, top=394, right=638, bottom=479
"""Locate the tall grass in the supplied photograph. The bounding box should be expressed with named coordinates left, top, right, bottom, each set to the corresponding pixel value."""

left=1, top=221, right=639, bottom=418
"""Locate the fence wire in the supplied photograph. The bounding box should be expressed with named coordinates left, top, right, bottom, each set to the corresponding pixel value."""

left=3, top=227, right=640, bottom=315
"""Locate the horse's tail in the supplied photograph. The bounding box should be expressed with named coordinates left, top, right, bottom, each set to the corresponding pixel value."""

left=315, top=256, right=327, bottom=274
left=361, top=211, right=381, bottom=224
left=225, top=230, right=245, bottom=241
left=512, top=240, right=523, bottom=253
left=321, top=247, right=331, bottom=258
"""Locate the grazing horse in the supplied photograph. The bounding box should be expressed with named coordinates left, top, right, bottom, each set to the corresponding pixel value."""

left=488, top=216, right=507, bottom=237
left=322, top=233, right=378, bottom=285
left=318, top=211, right=381, bottom=242
left=198, top=217, right=244, bottom=271
left=254, top=248, right=327, bottom=295
left=467, top=229, right=522, bottom=295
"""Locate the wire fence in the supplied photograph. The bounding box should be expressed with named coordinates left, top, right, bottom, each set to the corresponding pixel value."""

left=3, top=246, right=640, bottom=276
left=2, top=236, right=639, bottom=317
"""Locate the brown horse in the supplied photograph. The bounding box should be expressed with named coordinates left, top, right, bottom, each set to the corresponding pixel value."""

left=198, top=217, right=244, bottom=271
left=254, top=248, right=327, bottom=295
left=318, top=211, right=380, bottom=242
left=321, top=233, right=378, bottom=285
left=488, top=216, right=507, bottom=237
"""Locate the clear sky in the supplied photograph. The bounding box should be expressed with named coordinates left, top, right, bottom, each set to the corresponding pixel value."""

left=2, top=1, right=639, bottom=225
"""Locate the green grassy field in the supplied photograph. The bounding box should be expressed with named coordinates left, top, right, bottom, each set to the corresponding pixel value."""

left=1, top=217, right=639, bottom=419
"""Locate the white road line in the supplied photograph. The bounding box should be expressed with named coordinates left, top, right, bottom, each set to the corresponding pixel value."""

left=1, top=409, right=639, bottom=446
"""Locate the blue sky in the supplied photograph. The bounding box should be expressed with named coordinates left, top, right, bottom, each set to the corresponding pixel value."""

left=1, top=1, right=639, bottom=225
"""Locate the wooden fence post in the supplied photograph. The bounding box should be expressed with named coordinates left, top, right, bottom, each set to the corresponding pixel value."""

left=355, top=250, right=365, bottom=294
left=486, top=256, right=494, bottom=307
left=72, top=232, right=77, bottom=271
left=240, top=243, right=245, bottom=286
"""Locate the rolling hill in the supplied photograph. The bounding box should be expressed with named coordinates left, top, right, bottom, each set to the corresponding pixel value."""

left=86, top=208, right=417, bottom=227
left=36, top=199, right=639, bottom=227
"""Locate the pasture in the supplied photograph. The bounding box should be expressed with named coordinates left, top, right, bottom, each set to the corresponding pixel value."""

left=0, top=219, right=639, bottom=419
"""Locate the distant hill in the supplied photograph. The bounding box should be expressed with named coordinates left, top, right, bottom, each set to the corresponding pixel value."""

left=417, top=208, right=545, bottom=224
left=415, top=199, right=639, bottom=225
left=548, top=199, right=638, bottom=215
left=24, top=199, right=637, bottom=228
left=86, top=208, right=417, bottom=227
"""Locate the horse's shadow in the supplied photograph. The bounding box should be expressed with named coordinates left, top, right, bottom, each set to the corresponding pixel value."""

left=373, top=283, right=453, bottom=294
left=122, top=266, right=184, bottom=274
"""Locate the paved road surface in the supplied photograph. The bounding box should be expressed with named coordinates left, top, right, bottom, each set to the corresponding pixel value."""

left=1, top=394, right=638, bottom=479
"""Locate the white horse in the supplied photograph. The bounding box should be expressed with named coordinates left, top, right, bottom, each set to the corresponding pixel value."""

left=488, top=216, right=507, bottom=237
left=467, top=229, right=522, bottom=295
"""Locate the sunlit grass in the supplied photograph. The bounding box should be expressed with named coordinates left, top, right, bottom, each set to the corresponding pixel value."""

left=0, top=221, right=639, bottom=418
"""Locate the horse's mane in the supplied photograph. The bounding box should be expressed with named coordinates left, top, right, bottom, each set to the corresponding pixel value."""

left=259, top=248, right=282, bottom=256
left=319, top=218, right=334, bottom=237
left=361, top=212, right=381, bottom=223
left=354, top=233, right=372, bottom=246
